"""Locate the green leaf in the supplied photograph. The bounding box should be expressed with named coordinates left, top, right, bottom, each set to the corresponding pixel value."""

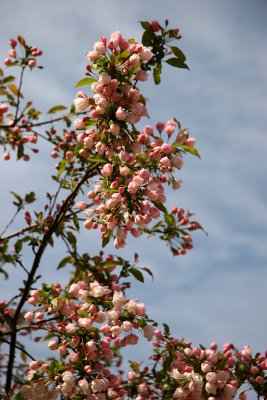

left=17, top=142, right=24, bottom=160
left=8, top=83, right=24, bottom=98
left=24, top=191, right=36, bottom=204
left=66, top=231, right=77, bottom=249
left=163, top=322, right=170, bottom=336
left=57, top=256, right=73, bottom=270
left=141, top=267, right=154, bottom=280
left=102, top=231, right=112, bottom=248
left=129, top=360, right=140, bottom=373
left=47, top=105, right=67, bottom=114
left=20, top=350, right=27, bottom=363
left=152, top=201, right=167, bottom=213
left=156, top=369, right=166, bottom=384
left=3, top=76, right=15, bottom=84
left=15, top=239, right=23, bottom=254
left=164, top=214, right=176, bottom=226
left=165, top=58, right=190, bottom=70
left=120, top=50, right=130, bottom=59
left=181, top=144, right=201, bottom=158
left=129, top=268, right=144, bottom=283
left=72, top=213, right=80, bottom=230
left=140, top=21, right=151, bottom=31
left=142, top=30, right=153, bottom=47
left=153, top=63, right=162, bottom=85
left=75, top=77, right=97, bottom=87
left=51, top=298, right=58, bottom=307
left=88, top=155, right=107, bottom=163
left=163, top=353, right=173, bottom=370
left=0, top=68, right=3, bottom=77
left=169, top=46, right=186, bottom=62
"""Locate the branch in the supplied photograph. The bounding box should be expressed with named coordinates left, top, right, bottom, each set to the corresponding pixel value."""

left=5, top=162, right=99, bottom=394
left=0, top=224, right=38, bottom=243
left=0, top=337, right=35, bottom=361
left=0, top=316, right=59, bottom=337
left=0, top=115, right=65, bottom=130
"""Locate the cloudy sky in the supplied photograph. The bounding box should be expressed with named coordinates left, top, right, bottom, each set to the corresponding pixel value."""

left=1, top=0, right=267, bottom=393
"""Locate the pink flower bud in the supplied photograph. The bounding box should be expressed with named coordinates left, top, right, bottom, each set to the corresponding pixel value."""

left=150, top=20, right=161, bottom=32
left=28, top=59, right=36, bottom=69
left=76, top=201, right=87, bottom=210
left=24, top=311, right=35, bottom=322
left=3, top=152, right=10, bottom=161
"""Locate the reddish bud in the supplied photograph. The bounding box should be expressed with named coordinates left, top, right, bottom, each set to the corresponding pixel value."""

left=3, top=152, right=10, bottom=161
left=9, top=38, right=17, bottom=48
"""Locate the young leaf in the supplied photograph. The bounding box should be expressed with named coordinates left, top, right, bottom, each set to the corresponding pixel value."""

left=75, top=77, right=97, bottom=87
left=140, top=21, right=151, bottom=31
left=10, top=191, right=23, bottom=206
left=57, top=256, right=73, bottom=270
left=129, top=268, right=144, bottom=283
left=25, top=192, right=36, bottom=204
left=47, top=105, right=67, bottom=114
left=181, top=144, right=201, bottom=158
left=165, top=58, right=189, bottom=70
left=17, top=35, right=26, bottom=48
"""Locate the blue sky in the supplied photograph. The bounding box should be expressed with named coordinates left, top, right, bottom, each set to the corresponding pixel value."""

left=1, top=0, right=267, bottom=392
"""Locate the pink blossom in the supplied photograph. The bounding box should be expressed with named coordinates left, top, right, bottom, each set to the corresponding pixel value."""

left=78, top=317, right=92, bottom=330
left=143, top=325, right=155, bottom=340
left=109, top=123, right=120, bottom=136
left=24, top=311, right=35, bottom=322
left=98, top=73, right=111, bottom=85
left=165, top=119, right=177, bottom=136
left=76, top=201, right=87, bottom=210
left=78, top=378, right=90, bottom=394
left=109, top=31, right=122, bottom=48
left=91, top=378, right=107, bottom=393
left=129, top=53, right=140, bottom=68
left=74, top=119, right=85, bottom=130
left=140, top=47, right=153, bottom=61
left=93, top=41, right=106, bottom=55
left=101, top=163, right=113, bottom=177
left=135, top=70, right=148, bottom=81
left=115, top=106, right=127, bottom=120
left=62, top=371, right=75, bottom=384
left=86, top=51, right=100, bottom=62
left=65, top=323, right=77, bottom=335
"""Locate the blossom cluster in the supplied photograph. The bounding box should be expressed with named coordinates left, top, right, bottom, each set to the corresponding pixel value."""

left=74, top=30, right=199, bottom=251
left=20, top=255, right=267, bottom=399
left=22, top=258, right=157, bottom=399
left=1, top=35, right=43, bottom=161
